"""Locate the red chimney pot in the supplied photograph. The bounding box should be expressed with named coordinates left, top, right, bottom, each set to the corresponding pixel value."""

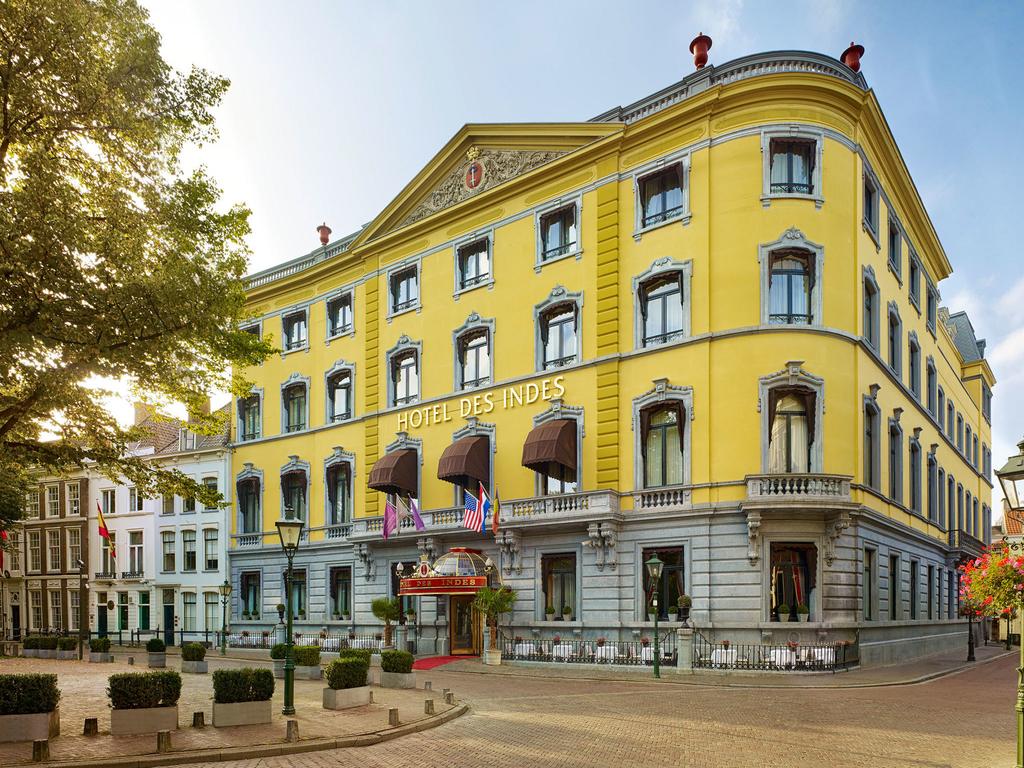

left=317, top=223, right=332, bottom=245
left=841, top=41, right=864, bottom=72
left=689, top=33, right=712, bottom=70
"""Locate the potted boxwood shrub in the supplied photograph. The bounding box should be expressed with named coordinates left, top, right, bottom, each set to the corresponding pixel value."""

left=107, top=671, right=181, bottom=735
left=146, top=637, right=167, bottom=668
left=57, top=637, right=78, bottom=660
left=667, top=605, right=679, bottom=622
left=777, top=604, right=791, bottom=622
left=181, top=642, right=208, bottom=674
left=270, top=643, right=287, bottom=679
left=372, top=596, right=400, bottom=648
left=212, top=668, right=274, bottom=727
left=562, top=605, right=573, bottom=622
left=545, top=605, right=555, bottom=622
left=292, top=645, right=322, bottom=680
left=0, top=673, right=60, bottom=742
left=322, top=656, right=370, bottom=710
left=678, top=594, right=693, bottom=622
left=379, top=649, right=416, bottom=689
left=472, top=586, right=517, bottom=665
left=89, top=637, right=113, bottom=663
left=796, top=603, right=810, bottom=622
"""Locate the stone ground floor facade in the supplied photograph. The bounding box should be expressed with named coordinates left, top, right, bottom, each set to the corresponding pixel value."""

left=228, top=489, right=984, bottom=666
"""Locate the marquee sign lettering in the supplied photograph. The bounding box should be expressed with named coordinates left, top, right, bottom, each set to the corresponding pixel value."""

left=397, top=375, right=565, bottom=431
left=399, top=575, right=488, bottom=596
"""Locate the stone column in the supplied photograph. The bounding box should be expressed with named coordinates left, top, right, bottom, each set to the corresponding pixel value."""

left=676, top=627, right=693, bottom=672
left=395, top=625, right=408, bottom=654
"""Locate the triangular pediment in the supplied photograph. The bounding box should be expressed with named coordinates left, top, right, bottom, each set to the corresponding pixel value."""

left=353, top=123, right=621, bottom=247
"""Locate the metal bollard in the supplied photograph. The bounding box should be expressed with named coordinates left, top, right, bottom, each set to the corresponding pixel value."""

left=83, top=717, right=98, bottom=736
left=156, top=730, right=172, bottom=753
left=388, top=707, right=400, bottom=726
left=368, top=690, right=374, bottom=704
left=285, top=719, right=299, bottom=743
left=442, top=687, right=450, bottom=699
left=445, top=691, right=455, bottom=705
left=32, top=739, right=49, bottom=762
left=192, top=711, right=205, bottom=728
left=128, top=656, right=134, bottom=665
left=424, top=699, right=435, bottom=715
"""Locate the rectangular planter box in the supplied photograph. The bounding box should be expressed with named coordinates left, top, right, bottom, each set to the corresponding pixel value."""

left=379, top=671, right=416, bottom=689
left=212, top=700, right=272, bottom=728
left=21, top=649, right=36, bottom=658
left=38, top=650, right=56, bottom=659
left=294, top=664, right=321, bottom=680
left=110, top=706, right=178, bottom=736
left=57, top=650, right=77, bottom=660
left=0, top=708, right=59, bottom=742
left=89, top=652, right=113, bottom=663
left=148, top=652, right=166, bottom=668
left=181, top=660, right=208, bottom=674
left=322, top=686, right=371, bottom=710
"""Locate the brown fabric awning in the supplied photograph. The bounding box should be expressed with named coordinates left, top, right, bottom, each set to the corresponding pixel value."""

left=437, top=435, right=489, bottom=488
left=521, top=419, right=576, bottom=474
left=367, top=449, right=417, bottom=496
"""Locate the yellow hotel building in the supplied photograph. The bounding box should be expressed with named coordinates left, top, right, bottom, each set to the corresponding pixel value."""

left=229, top=46, right=995, bottom=666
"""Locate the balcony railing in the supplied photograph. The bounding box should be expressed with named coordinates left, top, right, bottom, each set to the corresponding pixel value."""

left=745, top=473, right=852, bottom=502
left=949, top=529, right=986, bottom=558
left=634, top=484, right=691, bottom=510
left=506, top=491, right=618, bottom=525
left=120, top=570, right=144, bottom=580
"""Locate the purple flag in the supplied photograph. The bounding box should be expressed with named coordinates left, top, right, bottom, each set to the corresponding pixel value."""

left=383, top=497, right=398, bottom=540
left=410, top=497, right=426, bottom=531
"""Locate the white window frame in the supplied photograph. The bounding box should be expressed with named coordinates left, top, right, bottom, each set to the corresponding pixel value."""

left=66, top=482, right=80, bottom=516
left=386, top=261, right=421, bottom=319
left=325, top=360, right=356, bottom=423
left=28, top=530, right=41, bottom=572
left=534, top=285, right=583, bottom=373
left=632, top=155, right=691, bottom=239
left=758, top=362, right=826, bottom=474
left=281, top=307, right=310, bottom=356
left=203, top=527, right=219, bottom=571
left=385, top=335, right=422, bottom=408
left=46, top=529, right=61, bottom=573
left=452, top=312, right=495, bottom=391
left=67, top=527, right=81, bottom=570
left=631, top=379, right=693, bottom=491
left=280, top=372, right=311, bottom=434
left=324, top=448, right=356, bottom=528
left=237, top=387, right=263, bottom=442
left=534, top=197, right=582, bottom=271
left=45, top=484, right=59, bottom=518
left=758, top=227, right=824, bottom=327
left=633, top=257, right=692, bottom=349
left=25, top=490, right=39, bottom=518
left=325, top=289, right=356, bottom=341
left=453, top=232, right=495, bottom=297
left=128, top=486, right=144, bottom=513
left=760, top=128, right=824, bottom=208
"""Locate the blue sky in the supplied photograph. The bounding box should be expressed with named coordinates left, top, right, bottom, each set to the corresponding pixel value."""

left=142, top=0, right=1024, bottom=513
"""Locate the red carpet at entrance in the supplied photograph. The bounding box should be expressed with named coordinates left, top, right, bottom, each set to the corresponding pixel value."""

left=412, top=655, right=464, bottom=670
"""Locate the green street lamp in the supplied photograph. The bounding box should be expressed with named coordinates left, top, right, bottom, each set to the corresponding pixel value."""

left=644, top=553, right=664, bottom=679
left=276, top=506, right=304, bottom=716
left=996, top=438, right=1024, bottom=768
left=218, top=579, right=232, bottom=656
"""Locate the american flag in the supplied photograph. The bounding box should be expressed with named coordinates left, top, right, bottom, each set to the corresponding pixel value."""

left=463, top=489, right=482, bottom=532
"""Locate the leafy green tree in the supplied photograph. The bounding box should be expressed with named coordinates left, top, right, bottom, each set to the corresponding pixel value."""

left=371, top=597, right=401, bottom=647
left=472, top=586, right=517, bottom=647
left=0, top=0, right=273, bottom=530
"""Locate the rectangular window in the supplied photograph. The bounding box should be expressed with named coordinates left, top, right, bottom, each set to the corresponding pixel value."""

left=205, top=592, right=219, bottom=633
left=927, top=287, right=938, bottom=332
left=769, top=138, right=815, bottom=195
left=864, top=404, right=880, bottom=490
left=887, top=220, right=900, bottom=273
left=179, top=428, right=195, bottom=451
left=909, top=560, right=919, bottom=620
left=909, top=443, right=922, bottom=514
left=863, top=278, right=879, bottom=348
left=66, top=483, right=80, bottom=516
left=643, top=404, right=685, bottom=486
left=67, top=527, right=81, bottom=570
left=29, top=590, right=42, bottom=629
left=392, top=352, right=419, bottom=406
left=202, top=478, right=218, bottom=511
left=282, top=472, right=307, bottom=521
left=182, top=530, right=196, bottom=571
left=326, top=294, right=353, bottom=337
left=541, top=306, right=577, bottom=370
left=888, top=312, right=901, bottom=374
left=639, top=164, right=685, bottom=228
left=238, top=479, right=260, bottom=534
left=927, top=363, right=937, bottom=416
left=239, top=395, right=261, bottom=440
left=28, top=531, right=41, bottom=572
left=283, top=383, right=307, bottom=432
left=641, top=274, right=686, bottom=345
left=69, top=591, right=80, bottom=631
left=957, top=415, right=964, bottom=452
left=909, top=340, right=920, bottom=398
left=118, top=591, right=128, bottom=630
left=161, top=494, right=174, bottom=516
left=49, top=591, right=62, bottom=631
left=909, top=257, right=920, bottom=307
left=182, top=593, right=196, bottom=631
left=282, top=310, right=307, bottom=351
left=129, top=531, right=143, bottom=576
left=328, top=371, right=352, bottom=421
left=183, top=494, right=196, bottom=514
left=389, top=267, right=418, bottom=314
left=973, top=435, right=979, bottom=469
left=948, top=571, right=956, bottom=620
left=927, top=457, right=938, bottom=522
left=889, top=554, right=900, bottom=620
left=47, top=530, right=60, bottom=572
left=641, top=547, right=685, bottom=620
left=25, top=490, right=39, bottom=518
left=947, top=403, right=955, bottom=440
left=459, top=331, right=491, bottom=389
left=863, top=548, right=876, bottom=621
left=541, top=553, right=577, bottom=618
left=101, top=532, right=116, bottom=575
left=241, top=572, right=261, bottom=616
left=204, top=529, right=218, bottom=570
left=138, top=591, right=150, bottom=630
left=927, top=564, right=935, bottom=620
left=983, top=384, right=993, bottom=422
left=457, top=238, right=490, bottom=289
left=128, top=487, right=144, bottom=513
left=101, top=488, right=116, bottom=516
left=327, top=464, right=351, bottom=526
left=889, top=425, right=903, bottom=503
left=7, top=532, right=19, bottom=572
left=863, top=177, right=878, bottom=235
left=539, top=205, right=578, bottom=261
left=770, top=543, right=817, bottom=621
left=330, top=566, right=353, bottom=618
left=45, top=485, right=59, bottom=517
left=161, top=531, right=175, bottom=572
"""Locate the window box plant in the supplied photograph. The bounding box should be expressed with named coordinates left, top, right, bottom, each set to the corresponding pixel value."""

left=545, top=605, right=555, bottom=621
left=89, top=637, right=113, bottom=663
left=322, top=657, right=370, bottom=709
left=181, top=642, right=208, bottom=674
left=0, top=674, right=60, bottom=742
left=108, top=671, right=181, bottom=735
left=342, top=612, right=350, bottom=621
left=678, top=594, right=693, bottom=622
left=562, top=605, right=573, bottom=622
left=796, top=604, right=810, bottom=623
left=270, top=643, right=287, bottom=679
left=777, top=604, right=791, bottom=622
left=146, top=637, right=166, bottom=668
left=292, top=645, right=322, bottom=680
left=667, top=605, right=679, bottom=622
left=212, top=668, right=274, bottom=727
left=379, top=650, right=416, bottom=689
left=242, top=611, right=251, bottom=621
left=56, top=637, right=77, bottom=660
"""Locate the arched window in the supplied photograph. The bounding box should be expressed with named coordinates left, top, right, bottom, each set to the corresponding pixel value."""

left=540, top=304, right=577, bottom=370
left=641, top=404, right=685, bottom=487
left=768, top=392, right=811, bottom=473
left=768, top=252, right=813, bottom=325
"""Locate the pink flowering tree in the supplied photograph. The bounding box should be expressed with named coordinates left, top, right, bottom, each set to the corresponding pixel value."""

left=958, top=543, right=1024, bottom=618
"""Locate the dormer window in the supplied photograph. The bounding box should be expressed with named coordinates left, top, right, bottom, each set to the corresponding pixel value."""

left=390, top=267, right=418, bottom=314
left=179, top=429, right=195, bottom=451
left=769, top=138, right=814, bottom=195
left=638, top=164, right=684, bottom=228
left=457, top=238, right=490, bottom=291
left=539, top=205, right=578, bottom=261
left=326, top=294, right=353, bottom=337
left=282, top=311, right=307, bottom=351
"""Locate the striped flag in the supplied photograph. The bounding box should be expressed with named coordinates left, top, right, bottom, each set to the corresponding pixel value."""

left=408, top=497, right=426, bottom=531
left=463, top=489, right=482, bottom=532
left=492, top=488, right=501, bottom=535
left=478, top=483, right=492, bottom=534
left=97, top=501, right=116, bottom=561
left=382, top=497, right=398, bottom=540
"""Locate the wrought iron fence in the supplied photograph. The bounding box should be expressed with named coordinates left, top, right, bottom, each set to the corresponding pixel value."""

left=692, top=631, right=856, bottom=673
left=502, top=634, right=676, bottom=666
left=226, top=628, right=388, bottom=652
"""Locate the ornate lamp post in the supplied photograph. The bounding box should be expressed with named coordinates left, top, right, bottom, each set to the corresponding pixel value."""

left=997, top=438, right=1024, bottom=768
left=218, top=579, right=232, bottom=656
left=644, top=553, right=664, bottom=679
left=276, top=506, right=304, bottom=716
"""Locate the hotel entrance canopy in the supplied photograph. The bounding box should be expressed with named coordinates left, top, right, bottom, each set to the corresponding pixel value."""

left=398, top=547, right=494, bottom=596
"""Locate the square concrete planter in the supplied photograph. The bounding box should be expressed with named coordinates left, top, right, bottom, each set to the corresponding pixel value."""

left=212, top=700, right=272, bottom=727
left=322, top=686, right=371, bottom=710
left=89, top=652, right=114, bottom=663
left=21, top=649, right=36, bottom=659
left=294, top=664, right=321, bottom=680
left=0, top=708, right=59, bottom=742
left=379, top=671, right=416, bottom=689
left=110, top=706, right=178, bottom=735
left=181, top=660, right=208, bottom=674
left=57, top=650, right=77, bottom=660
left=148, top=652, right=166, bottom=668
left=39, top=650, right=56, bottom=660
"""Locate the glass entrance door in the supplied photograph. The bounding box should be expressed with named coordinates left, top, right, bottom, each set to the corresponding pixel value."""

left=449, top=595, right=481, bottom=655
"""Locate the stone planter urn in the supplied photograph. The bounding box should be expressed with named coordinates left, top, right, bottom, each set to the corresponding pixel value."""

left=322, top=686, right=371, bottom=710
left=110, top=706, right=178, bottom=736
left=379, top=671, right=417, bottom=689
left=483, top=648, right=502, bottom=666
left=148, top=652, right=166, bottom=668
left=213, top=700, right=272, bottom=727
left=0, top=708, right=59, bottom=743
left=181, top=660, right=208, bottom=674
left=89, top=652, right=114, bottom=663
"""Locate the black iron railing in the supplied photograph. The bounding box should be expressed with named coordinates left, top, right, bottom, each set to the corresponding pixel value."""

left=502, top=634, right=676, bottom=666
left=692, top=631, right=856, bottom=673
left=770, top=182, right=813, bottom=195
